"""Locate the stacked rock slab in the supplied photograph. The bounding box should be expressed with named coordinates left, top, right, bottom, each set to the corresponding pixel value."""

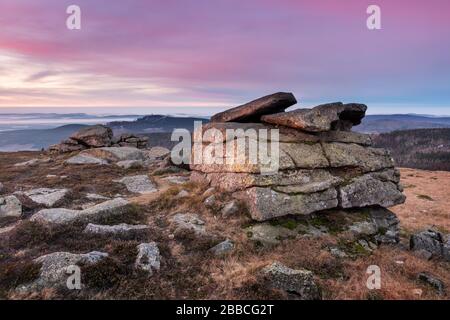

left=190, top=92, right=406, bottom=221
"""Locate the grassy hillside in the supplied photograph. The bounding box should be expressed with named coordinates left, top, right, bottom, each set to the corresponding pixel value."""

left=372, top=128, right=450, bottom=171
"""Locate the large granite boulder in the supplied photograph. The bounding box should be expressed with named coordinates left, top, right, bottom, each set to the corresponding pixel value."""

left=15, top=188, right=69, bottom=207
left=261, top=102, right=366, bottom=132
left=191, top=93, right=405, bottom=222
left=18, top=251, right=108, bottom=290
left=410, top=229, right=449, bottom=261
left=0, top=195, right=22, bottom=218
left=70, top=125, right=113, bottom=147
left=210, top=92, right=297, bottom=123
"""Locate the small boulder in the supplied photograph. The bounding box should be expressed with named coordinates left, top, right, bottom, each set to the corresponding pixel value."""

left=23, top=251, right=108, bottom=290
left=175, top=190, right=189, bottom=199
left=17, top=188, right=69, bottom=207
left=171, top=213, right=206, bottom=236
left=144, top=146, right=170, bottom=160
left=203, top=195, right=217, bottom=208
left=221, top=200, right=240, bottom=218
left=410, top=229, right=448, bottom=261
left=30, top=198, right=129, bottom=225
left=135, top=242, right=161, bottom=275
left=83, top=223, right=149, bottom=237
left=418, top=272, right=446, bottom=295
left=209, top=239, right=234, bottom=256
left=65, top=154, right=108, bottom=165
left=262, top=262, right=321, bottom=300
left=0, top=195, right=22, bottom=218
left=85, top=193, right=110, bottom=201
left=116, top=160, right=144, bottom=169
left=114, top=175, right=157, bottom=194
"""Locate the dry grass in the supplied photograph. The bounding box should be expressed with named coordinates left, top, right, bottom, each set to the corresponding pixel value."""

left=0, top=152, right=448, bottom=300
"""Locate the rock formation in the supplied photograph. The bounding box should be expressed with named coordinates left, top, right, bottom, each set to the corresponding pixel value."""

left=49, top=125, right=148, bottom=153
left=190, top=92, right=406, bottom=221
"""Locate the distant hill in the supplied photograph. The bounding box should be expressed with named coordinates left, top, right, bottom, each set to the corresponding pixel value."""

left=356, top=114, right=450, bottom=133
left=0, top=115, right=207, bottom=151
left=372, top=128, right=450, bottom=171
left=0, top=124, right=88, bottom=151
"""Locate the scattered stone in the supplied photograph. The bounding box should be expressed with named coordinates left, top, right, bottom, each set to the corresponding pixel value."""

left=116, top=160, right=144, bottom=169
left=162, top=175, right=189, bottom=185
left=262, top=262, right=321, bottom=300
left=14, top=159, right=40, bottom=167
left=202, top=187, right=216, bottom=198
left=175, top=190, right=189, bottom=199
left=210, top=92, right=297, bottom=123
left=22, top=251, right=108, bottom=290
left=86, top=193, right=110, bottom=201
left=82, top=147, right=146, bottom=162
left=152, top=166, right=187, bottom=176
left=16, top=188, right=69, bottom=207
left=114, top=175, right=157, bottom=194
left=261, top=102, right=366, bottom=132
left=135, top=242, right=161, bottom=275
left=144, top=146, right=171, bottom=160
left=0, top=182, right=3, bottom=193
left=209, top=239, right=234, bottom=255
left=30, top=198, right=130, bottom=225
left=410, top=229, right=448, bottom=261
left=0, top=195, right=22, bottom=218
left=171, top=213, right=206, bottom=236
left=221, top=200, right=240, bottom=217
left=203, top=195, right=216, bottom=208
left=246, top=224, right=297, bottom=247
left=418, top=272, right=446, bottom=295
left=65, top=154, right=108, bottom=165
left=329, top=247, right=348, bottom=258
left=83, top=223, right=149, bottom=237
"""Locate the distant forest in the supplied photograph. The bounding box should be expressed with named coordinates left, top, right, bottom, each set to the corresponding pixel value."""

left=372, top=128, right=450, bottom=171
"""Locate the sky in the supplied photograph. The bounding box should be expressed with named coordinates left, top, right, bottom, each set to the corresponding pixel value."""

left=0, top=0, right=449, bottom=115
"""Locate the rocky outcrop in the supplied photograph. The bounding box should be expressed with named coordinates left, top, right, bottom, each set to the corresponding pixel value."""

left=49, top=125, right=148, bottom=153
left=262, top=262, right=321, bottom=300
left=30, top=198, right=130, bottom=225
left=0, top=195, right=22, bottom=218
left=190, top=92, right=405, bottom=221
left=111, top=133, right=148, bottom=149
left=170, top=213, right=207, bottom=236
